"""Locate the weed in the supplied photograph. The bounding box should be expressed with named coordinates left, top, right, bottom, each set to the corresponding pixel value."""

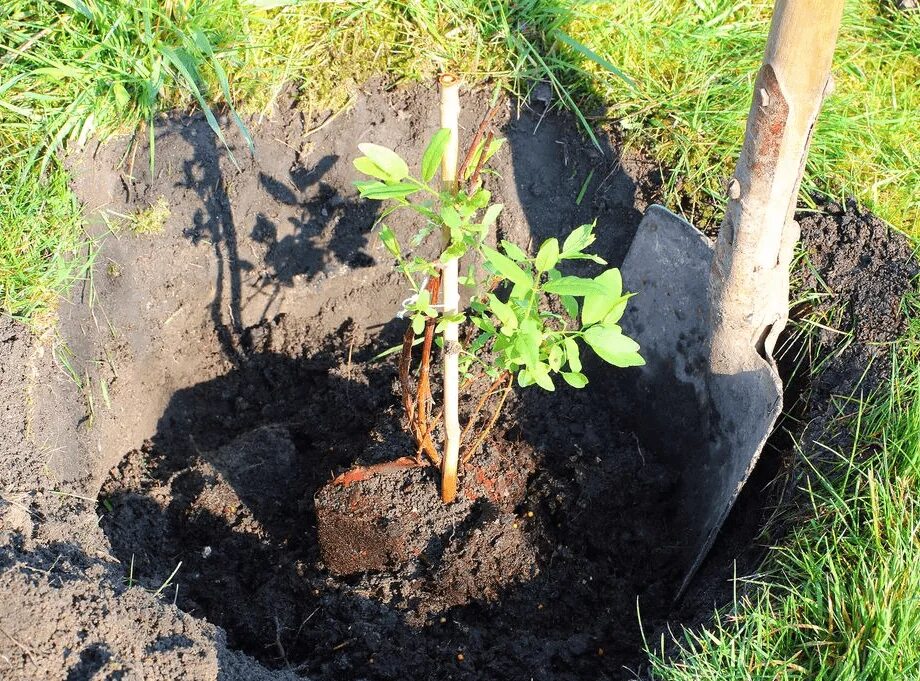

left=124, top=197, right=170, bottom=235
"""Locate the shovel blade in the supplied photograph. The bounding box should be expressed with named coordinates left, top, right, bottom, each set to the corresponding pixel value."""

left=619, top=205, right=783, bottom=597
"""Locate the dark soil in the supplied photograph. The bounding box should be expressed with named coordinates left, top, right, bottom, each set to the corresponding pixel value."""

left=1, top=78, right=915, bottom=681
left=798, top=200, right=918, bottom=401
left=99, top=312, right=685, bottom=679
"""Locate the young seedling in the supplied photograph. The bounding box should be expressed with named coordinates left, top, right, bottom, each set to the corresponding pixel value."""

left=354, top=80, right=643, bottom=502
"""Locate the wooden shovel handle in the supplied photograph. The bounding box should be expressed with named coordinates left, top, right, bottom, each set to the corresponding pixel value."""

left=709, top=0, right=844, bottom=369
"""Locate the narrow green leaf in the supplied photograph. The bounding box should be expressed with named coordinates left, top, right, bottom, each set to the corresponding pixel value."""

left=192, top=29, right=254, bottom=153
left=576, top=169, right=595, bottom=206
left=357, top=182, right=418, bottom=200
left=357, top=143, right=409, bottom=181
left=161, top=46, right=237, bottom=168
left=481, top=204, right=503, bottom=230
left=488, top=294, right=518, bottom=334
left=482, top=245, right=533, bottom=289
left=553, top=30, right=637, bottom=90
left=561, top=222, right=596, bottom=256
left=564, top=337, right=582, bottom=372
left=501, top=240, right=528, bottom=262
left=421, top=128, right=451, bottom=182
left=535, top=238, right=560, bottom=272
left=481, top=137, right=505, bottom=165
left=55, top=0, right=93, bottom=20
left=543, top=276, right=608, bottom=297
left=379, top=225, right=400, bottom=257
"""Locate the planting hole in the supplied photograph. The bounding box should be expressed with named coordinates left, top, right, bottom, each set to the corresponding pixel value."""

left=68, top=83, right=913, bottom=680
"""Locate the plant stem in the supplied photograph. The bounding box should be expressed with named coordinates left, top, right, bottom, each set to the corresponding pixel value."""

left=439, top=73, right=462, bottom=503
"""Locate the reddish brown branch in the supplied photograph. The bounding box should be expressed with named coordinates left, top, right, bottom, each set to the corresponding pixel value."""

left=458, top=103, right=501, bottom=183
left=468, top=131, right=493, bottom=187
left=331, top=457, right=424, bottom=487
left=414, top=275, right=442, bottom=465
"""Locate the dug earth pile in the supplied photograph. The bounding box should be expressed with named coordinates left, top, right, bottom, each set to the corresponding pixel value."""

left=1, top=81, right=915, bottom=680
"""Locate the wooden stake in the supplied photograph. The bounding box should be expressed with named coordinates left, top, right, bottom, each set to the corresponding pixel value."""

left=439, top=74, right=461, bottom=503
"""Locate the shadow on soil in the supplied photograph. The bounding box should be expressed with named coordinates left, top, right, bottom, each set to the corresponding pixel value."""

left=175, top=124, right=380, bottom=362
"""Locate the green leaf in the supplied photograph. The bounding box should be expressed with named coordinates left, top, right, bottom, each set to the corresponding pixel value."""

left=543, top=276, right=608, bottom=297
left=412, top=314, right=425, bottom=335
left=468, top=189, right=491, bottom=210
left=562, top=372, right=589, bottom=388
left=552, top=31, right=637, bottom=91
left=561, top=222, right=596, bottom=256
left=354, top=156, right=393, bottom=182
left=357, top=143, right=409, bottom=181
left=501, top=240, right=528, bottom=262
left=531, top=364, right=555, bottom=391
left=548, top=344, right=564, bottom=371
left=357, top=182, right=418, bottom=200
left=191, top=29, right=254, bottom=154
left=517, top=369, right=535, bottom=388
left=471, top=315, right=497, bottom=335
left=564, top=253, right=607, bottom=264
left=441, top=240, right=467, bottom=262
left=535, top=238, right=560, bottom=272
left=582, top=268, right=623, bottom=325
left=421, top=128, right=451, bottom=182
left=561, top=295, right=579, bottom=319
left=601, top=295, right=631, bottom=326
left=416, top=289, right=431, bottom=311
left=564, top=337, right=582, bottom=372
left=55, top=0, right=93, bottom=20
left=379, top=225, right=400, bottom=257
left=583, top=326, right=645, bottom=367
left=161, top=46, right=237, bottom=168
left=441, top=204, right=462, bottom=230
left=482, top=245, right=533, bottom=289
left=488, top=294, right=518, bottom=334
left=112, top=83, right=130, bottom=109
left=482, top=137, right=505, bottom=165
left=515, top=327, right=541, bottom=368
left=481, top=204, right=503, bottom=230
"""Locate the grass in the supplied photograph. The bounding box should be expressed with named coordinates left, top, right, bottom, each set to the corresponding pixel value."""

left=0, top=164, right=87, bottom=323
left=115, top=196, right=170, bottom=235
left=562, top=0, right=920, bottom=232
left=648, top=295, right=920, bottom=679
left=1, top=1, right=916, bottom=320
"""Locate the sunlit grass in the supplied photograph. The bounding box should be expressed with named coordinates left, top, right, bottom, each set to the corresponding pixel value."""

left=562, top=0, right=920, bottom=232
left=0, top=165, right=88, bottom=323
left=648, top=293, right=920, bottom=679
left=1, top=0, right=916, bottom=321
